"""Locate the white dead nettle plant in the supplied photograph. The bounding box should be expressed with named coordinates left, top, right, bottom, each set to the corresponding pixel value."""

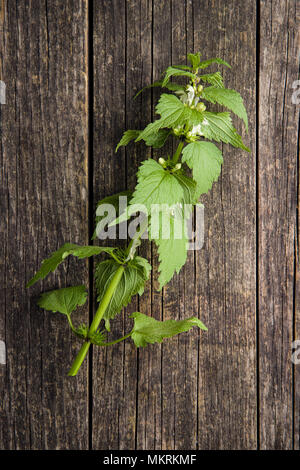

left=27, top=52, right=249, bottom=377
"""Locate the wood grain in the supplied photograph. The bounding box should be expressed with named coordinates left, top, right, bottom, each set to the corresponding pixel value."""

left=296, top=127, right=299, bottom=450
left=92, top=0, right=134, bottom=450
left=150, top=0, right=173, bottom=450
left=0, top=0, right=89, bottom=449
left=258, top=0, right=299, bottom=450
left=159, top=0, right=199, bottom=450
left=0, top=0, right=298, bottom=451
left=123, top=0, right=163, bottom=451
left=193, top=0, right=257, bottom=449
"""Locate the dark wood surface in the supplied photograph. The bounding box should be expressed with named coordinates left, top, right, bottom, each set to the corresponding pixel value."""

left=0, top=0, right=298, bottom=450
left=258, top=0, right=299, bottom=450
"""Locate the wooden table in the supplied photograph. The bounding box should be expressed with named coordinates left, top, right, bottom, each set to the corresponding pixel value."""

left=0, top=0, right=298, bottom=450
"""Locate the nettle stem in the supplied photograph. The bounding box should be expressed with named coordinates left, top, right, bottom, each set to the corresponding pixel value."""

left=68, top=341, right=91, bottom=377
left=68, top=265, right=125, bottom=376
left=101, top=331, right=132, bottom=347
left=172, top=141, right=184, bottom=164
left=68, top=219, right=149, bottom=377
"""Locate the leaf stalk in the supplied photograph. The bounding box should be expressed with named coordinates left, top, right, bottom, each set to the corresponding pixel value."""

left=172, top=141, right=184, bottom=164
left=68, top=264, right=125, bottom=376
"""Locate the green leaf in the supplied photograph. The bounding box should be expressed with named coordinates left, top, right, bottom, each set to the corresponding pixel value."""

left=148, top=172, right=199, bottom=288
left=95, top=256, right=151, bottom=323
left=116, top=130, right=140, bottom=152
left=93, top=190, right=132, bottom=239
left=199, top=72, right=224, bottom=88
left=155, top=93, right=205, bottom=128
left=152, top=211, right=189, bottom=289
left=125, top=163, right=198, bottom=288
left=119, top=127, right=171, bottom=150
left=136, top=95, right=185, bottom=141
left=134, top=120, right=164, bottom=142
left=143, top=129, right=171, bottom=148
left=187, top=52, right=202, bottom=69
left=110, top=163, right=197, bottom=232
left=136, top=94, right=204, bottom=142
left=96, top=191, right=132, bottom=211
left=202, top=111, right=250, bottom=151
left=162, top=82, right=186, bottom=92
left=153, top=172, right=199, bottom=288
left=201, top=87, right=248, bottom=131
left=171, top=65, right=193, bottom=71
left=37, top=285, right=88, bottom=316
left=27, top=243, right=117, bottom=288
left=62, top=245, right=116, bottom=260
left=129, top=159, right=184, bottom=212
left=134, top=80, right=185, bottom=98
left=130, top=312, right=207, bottom=347
left=155, top=94, right=188, bottom=127
left=182, top=142, right=223, bottom=197
left=27, top=243, right=79, bottom=287
left=162, top=66, right=196, bottom=87
left=198, top=57, right=231, bottom=69
left=173, top=171, right=198, bottom=205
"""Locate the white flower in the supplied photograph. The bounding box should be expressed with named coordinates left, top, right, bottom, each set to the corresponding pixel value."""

left=190, top=124, right=203, bottom=136
left=175, top=89, right=188, bottom=104
left=174, top=124, right=184, bottom=132
left=175, top=85, right=196, bottom=106
left=185, top=85, right=195, bottom=106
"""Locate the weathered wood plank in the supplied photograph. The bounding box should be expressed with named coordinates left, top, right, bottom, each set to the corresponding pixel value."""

left=159, top=0, right=199, bottom=450
left=92, top=0, right=133, bottom=450
left=292, top=3, right=299, bottom=452
left=0, top=0, right=297, bottom=451
left=0, top=0, right=89, bottom=449
left=150, top=0, right=173, bottom=451
left=193, top=0, right=257, bottom=449
left=259, top=0, right=299, bottom=450
left=121, top=0, right=162, bottom=451
left=296, top=188, right=300, bottom=451
left=121, top=0, right=153, bottom=450
left=296, top=87, right=300, bottom=450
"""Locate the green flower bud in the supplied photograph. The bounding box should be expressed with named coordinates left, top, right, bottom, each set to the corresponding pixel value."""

left=174, top=163, right=181, bottom=170
left=173, top=127, right=182, bottom=136
left=196, top=102, right=206, bottom=112
left=197, top=84, right=203, bottom=93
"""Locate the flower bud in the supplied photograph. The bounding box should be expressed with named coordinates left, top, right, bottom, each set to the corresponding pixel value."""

left=196, top=102, right=206, bottom=112
left=197, top=84, right=203, bottom=93
left=174, top=163, right=181, bottom=170
left=158, top=157, right=166, bottom=166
